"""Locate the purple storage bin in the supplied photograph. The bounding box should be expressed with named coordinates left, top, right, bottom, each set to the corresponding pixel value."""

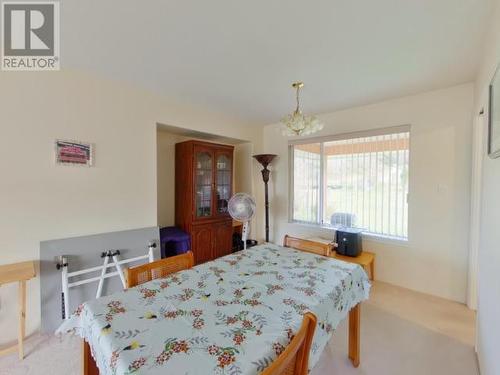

left=160, top=227, right=191, bottom=258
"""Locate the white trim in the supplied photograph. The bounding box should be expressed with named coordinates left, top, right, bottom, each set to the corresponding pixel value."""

left=289, top=127, right=410, bottom=239
left=288, top=124, right=411, bottom=146
left=319, top=142, right=325, bottom=224
left=288, top=145, right=294, bottom=221
left=286, top=221, right=410, bottom=246
left=467, top=112, right=485, bottom=311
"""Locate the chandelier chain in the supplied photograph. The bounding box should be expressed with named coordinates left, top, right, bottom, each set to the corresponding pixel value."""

left=295, top=85, right=300, bottom=113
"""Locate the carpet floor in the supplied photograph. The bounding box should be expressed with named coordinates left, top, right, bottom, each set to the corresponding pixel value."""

left=0, top=281, right=478, bottom=375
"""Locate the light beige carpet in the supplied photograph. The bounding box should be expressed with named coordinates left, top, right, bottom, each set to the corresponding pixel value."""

left=0, top=282, right=478, bottom=375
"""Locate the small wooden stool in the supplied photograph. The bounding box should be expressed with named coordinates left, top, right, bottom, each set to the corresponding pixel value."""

left=331, top=251, right=375, bottom=280
left=0, top=261, right=36, bottom=360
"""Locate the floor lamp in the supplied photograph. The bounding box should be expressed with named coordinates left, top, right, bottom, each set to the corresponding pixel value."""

left=253, top=154, right=277, bottom=243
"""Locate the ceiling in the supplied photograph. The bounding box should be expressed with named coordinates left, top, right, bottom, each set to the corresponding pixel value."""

left=62, top=0, right=493, bottom=125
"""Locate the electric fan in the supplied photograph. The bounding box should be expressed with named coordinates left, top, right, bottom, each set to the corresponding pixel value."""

left=228, top=193, right=256, bottom=250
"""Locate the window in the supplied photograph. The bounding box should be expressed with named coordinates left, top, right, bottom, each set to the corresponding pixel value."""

left=290, top=126, right=410, bottom=239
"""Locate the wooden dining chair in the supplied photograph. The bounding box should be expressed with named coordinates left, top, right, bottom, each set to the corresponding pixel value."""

left=262, top=312, right=317, bottom=375
left=126, top=251, right=194, bottom=288
left=283, top=235, right=332, bottom=257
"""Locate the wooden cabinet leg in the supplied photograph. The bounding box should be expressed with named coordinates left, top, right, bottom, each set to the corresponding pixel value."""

left=348, top=303, right=360, bottom=367
left=18, top=280, right=26, bottom=360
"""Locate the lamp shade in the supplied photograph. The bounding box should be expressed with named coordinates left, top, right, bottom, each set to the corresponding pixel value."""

left=253, top=154, right=277, bottom=168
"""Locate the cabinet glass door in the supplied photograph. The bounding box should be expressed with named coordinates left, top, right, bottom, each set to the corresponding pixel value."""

left=195, top=151, right=213, bottom=218
left=216, top=153, right=232, bottom=214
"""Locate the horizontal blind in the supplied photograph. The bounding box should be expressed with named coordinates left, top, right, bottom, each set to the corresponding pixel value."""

left=291, top=129, right=410, bottom=239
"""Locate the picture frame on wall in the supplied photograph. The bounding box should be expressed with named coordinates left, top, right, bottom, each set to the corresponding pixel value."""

left=55, top=140, right=94, bottom=166
left=488, top=64, right=500, bottom=159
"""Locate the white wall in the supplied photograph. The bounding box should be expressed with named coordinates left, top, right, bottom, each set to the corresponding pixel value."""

left=474, top=0, right=500, bottom=374
left=0, top=71, right=260, bottom=345
left=261, top=83, right=474, bottom=303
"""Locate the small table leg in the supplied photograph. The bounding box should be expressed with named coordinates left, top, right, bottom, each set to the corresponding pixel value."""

left=82, top=340, right=99, bottom=375
left=18, top=280, right=26, bottom=360
left=370, top=258, right=375, bottom=280
left=348, top=303, right=360, bottom=367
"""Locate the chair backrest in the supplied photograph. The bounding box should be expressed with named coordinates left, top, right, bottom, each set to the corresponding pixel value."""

left=126, top=251, right=194, bottom=288
left=283, top=235, right=332, bottom=257
left=261, top=312, right=317, bottom=375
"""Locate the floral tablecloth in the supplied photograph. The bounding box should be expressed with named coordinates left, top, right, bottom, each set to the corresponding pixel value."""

left=56, top=243, right=370, bottom=375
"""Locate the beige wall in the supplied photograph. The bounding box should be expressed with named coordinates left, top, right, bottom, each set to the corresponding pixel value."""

left=261, top=83, right=474, bottom=303
left=474, top=0, right=500, bottom=374
left=0, top=70, right=260, bottom=345
left=156, top=131, right=190, bottom=227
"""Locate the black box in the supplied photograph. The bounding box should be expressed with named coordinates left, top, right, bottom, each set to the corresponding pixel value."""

left=335, top=228, right=363, bottom=257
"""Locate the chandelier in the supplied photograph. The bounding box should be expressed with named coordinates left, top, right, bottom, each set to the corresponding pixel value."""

left=281, top=82, right=323, bottom=136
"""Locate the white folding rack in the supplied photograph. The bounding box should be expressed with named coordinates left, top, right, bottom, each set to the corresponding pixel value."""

left=56, top=242, right=156, bottom=319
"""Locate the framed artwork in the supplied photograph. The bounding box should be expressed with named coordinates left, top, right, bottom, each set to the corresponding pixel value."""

left=488, top=64, right=500, bottom=159
left=55, top=140, right=93, bottom=166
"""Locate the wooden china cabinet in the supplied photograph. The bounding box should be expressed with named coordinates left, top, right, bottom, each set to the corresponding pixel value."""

left=175, top=140, right=234, bottom=264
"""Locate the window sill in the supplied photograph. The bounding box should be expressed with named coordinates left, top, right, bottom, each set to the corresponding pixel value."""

left=287, top=221, right=410, bottom=247
left=361, top=232, right=409, bottom=246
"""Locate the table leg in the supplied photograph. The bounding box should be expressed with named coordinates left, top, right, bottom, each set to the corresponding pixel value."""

left=18, top=280, right=26, bottom=360
left=348, top=303, right=360, bottom=367
left=363, top=265, right=370, bottom=279
left=370, top=258, right=375, bottom=280
left=82, top=340, right=99, bottom=375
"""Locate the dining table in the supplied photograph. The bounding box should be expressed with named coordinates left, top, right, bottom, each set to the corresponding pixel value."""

left=57, top=242, right=371, bottom=375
